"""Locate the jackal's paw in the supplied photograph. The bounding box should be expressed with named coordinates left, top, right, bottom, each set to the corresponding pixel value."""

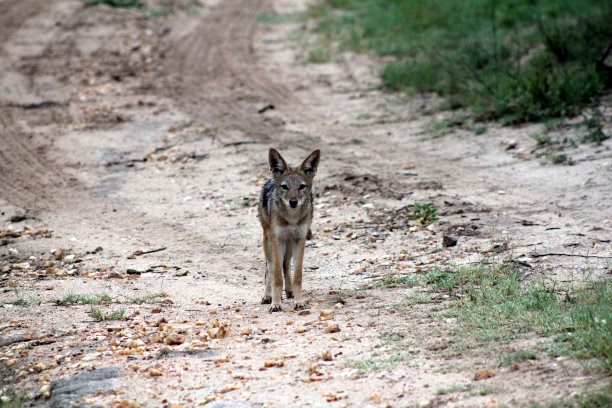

left=269, top=304, right=282, bottom=313
left=261, top=296, right=272, bottom=304
left=285, top=291, right=294, bottom=299
left=294, top=301, right=308, bottom=311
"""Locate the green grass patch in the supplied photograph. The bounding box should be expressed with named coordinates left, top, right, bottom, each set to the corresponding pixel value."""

left=308, top=0, right=612, bottom=123
left=420, top=264, right=612, bottom=373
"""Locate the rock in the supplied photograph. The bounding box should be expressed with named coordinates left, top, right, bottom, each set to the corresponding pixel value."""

left=474, top=369, right=495, bottom=381
left=442, top=235, right=458, bottom=247
left=54, top=249, right=65, bottom=260
left=165, top=334, right=186, bottom=345
left=324, top=324, right=340, bottom=333
left=149, top=368, right=163, bottom=377
left=49, top=366, right=122, bottom=408
left=109, top=272, right=124, bottom=279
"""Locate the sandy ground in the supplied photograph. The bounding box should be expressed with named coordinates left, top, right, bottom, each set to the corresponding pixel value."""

left=1, top=0, right=611, bottom=407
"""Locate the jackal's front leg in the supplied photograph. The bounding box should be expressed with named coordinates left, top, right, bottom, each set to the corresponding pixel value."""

left=261, top=231, right=272, bottom=304
left=292, top=238, right=308, bottom=310
left=270, top=237, right=284, bottom=312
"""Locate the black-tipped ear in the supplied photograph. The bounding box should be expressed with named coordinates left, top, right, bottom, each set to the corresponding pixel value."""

left=269, top=148, right=289, bottom=176
left=298, top=149, right=320, bottom=179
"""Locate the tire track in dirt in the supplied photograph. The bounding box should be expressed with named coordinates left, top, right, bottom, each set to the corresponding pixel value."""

left=0, top=0, right=67, bottom=210
left=163, top=0, right=319, bottom=146
left=0, top=0, right=39, bottom=45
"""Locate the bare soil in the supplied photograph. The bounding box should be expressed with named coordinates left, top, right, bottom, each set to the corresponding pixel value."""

left=1, top=0, right=611, bottom=407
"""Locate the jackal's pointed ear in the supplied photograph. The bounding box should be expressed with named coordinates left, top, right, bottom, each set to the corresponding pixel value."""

left=269, top=148, right=289, bottom=176
left=298, top=149, right=320, bottom=180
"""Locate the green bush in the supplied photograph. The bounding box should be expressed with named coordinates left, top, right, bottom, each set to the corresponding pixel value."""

left=309, top=0, right=612, bottom=123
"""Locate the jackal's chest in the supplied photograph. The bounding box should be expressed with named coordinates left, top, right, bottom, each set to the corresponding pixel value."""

left=273, top=222, right=309, bottom=241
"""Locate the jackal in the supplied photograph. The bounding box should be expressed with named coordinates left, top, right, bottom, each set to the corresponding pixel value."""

left=258, top=148, right=320, bottom=312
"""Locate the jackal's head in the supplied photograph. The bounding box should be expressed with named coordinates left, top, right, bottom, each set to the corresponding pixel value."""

left=269, top=148, right=320, bottom=210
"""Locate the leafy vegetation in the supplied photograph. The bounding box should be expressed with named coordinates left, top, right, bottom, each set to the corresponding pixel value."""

left=308, top=0, right=612, bottom=123
left=404, top=202, right=438, bottom=224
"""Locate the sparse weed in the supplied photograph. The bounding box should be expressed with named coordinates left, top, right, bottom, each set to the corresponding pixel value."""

left=306, top=47, right=333, bottom=64
left=0, top=387, right=27, bottom=408
left=403, top=292, right=435, bottom=305
left=8, top=298, right=28, bottom=306
left=54, top=292, right=114, bottom=306
left=424, top=269, right=459, bottom=291
left=474, top=126, right=487, bottom=135
left=404, top=202, right=438, bottom=224
left=549, top=154, right=570, bottom=165
left=581, top=108, right=609, bottom=143
left=531, top=134, right=554, bottom=147
left=125, top=292, right=167, bottom=304
left=346, top=353, right=415, bottom=373
left=437, top=383, right=474, bottom=395
left=500, top=350, right=537, bottom=366
left=467, top=386, right=494, bottom=397
left=89, top=307, right=126, bottom=321
left=372, top=274, right=420, bottom=288
left=258, top=12, right=299, bottom=24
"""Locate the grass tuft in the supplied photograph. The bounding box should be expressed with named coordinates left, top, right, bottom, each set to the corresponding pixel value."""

left=89, top=307, right=126, bottom=321
left=53, top=292, right=114, bottom=306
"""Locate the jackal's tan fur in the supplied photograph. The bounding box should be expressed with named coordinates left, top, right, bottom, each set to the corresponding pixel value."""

left=258, top=148, right=320, bottom=312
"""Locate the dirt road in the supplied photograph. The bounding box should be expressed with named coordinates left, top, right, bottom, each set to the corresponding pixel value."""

left=1, top=0, right=611, bottom=407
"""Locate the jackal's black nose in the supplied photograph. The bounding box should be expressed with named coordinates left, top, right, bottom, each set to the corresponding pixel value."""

left=289, top=198, right=298, bottom=208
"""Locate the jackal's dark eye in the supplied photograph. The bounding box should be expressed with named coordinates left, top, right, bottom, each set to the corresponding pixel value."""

left=281, top=184, right=289, bottom=190
left=298, top=184, right=306, bottom=190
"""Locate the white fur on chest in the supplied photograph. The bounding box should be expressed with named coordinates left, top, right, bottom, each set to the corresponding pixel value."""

left=273, top=222, right=309, bottom=241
